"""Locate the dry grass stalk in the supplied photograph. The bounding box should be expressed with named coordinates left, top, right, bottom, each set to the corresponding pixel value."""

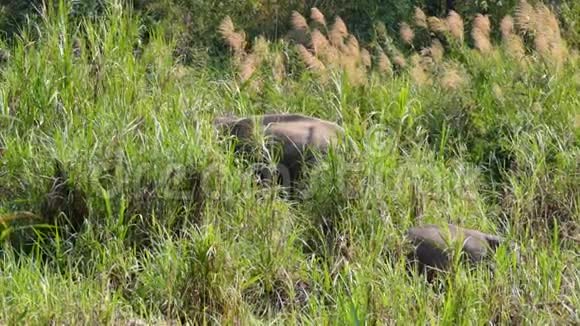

left=310, top=7, right=326, bottom=27
left=472, top=14, right=493, bottom=53
left=291, top=11, right=309, bottom=31
left=297, top=44, right=325, bottom=71
left=515, top=0, right=536, bottom=34
left=427, top=16, right=448, bottom=33
left=329, top=16, right=348, bottom=47
left=219, top=16, right=246, bottom=58
left=400, top=22, right=415, bottom=45
left=440, top=64, right=468, bottom=90
left=377, top=50, right=393, bottom=76
left=360, top=48, right=371, bottom=68
left=446, top=11, right=464, bottom=42
left=414, top=7, right=428, bottom=29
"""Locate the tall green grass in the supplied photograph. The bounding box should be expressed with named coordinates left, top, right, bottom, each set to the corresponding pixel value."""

left=0, top=1, right=578, bottom=324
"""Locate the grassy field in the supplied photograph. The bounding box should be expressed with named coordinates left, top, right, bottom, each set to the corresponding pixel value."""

left=0, top=1, right=578, bottom=324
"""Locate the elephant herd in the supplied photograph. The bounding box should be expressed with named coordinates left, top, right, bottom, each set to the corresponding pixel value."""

left=214, top=113, right=508, bottom=279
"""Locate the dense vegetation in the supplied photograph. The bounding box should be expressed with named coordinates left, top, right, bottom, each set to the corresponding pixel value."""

left=0, top=0, right=578, bottom=324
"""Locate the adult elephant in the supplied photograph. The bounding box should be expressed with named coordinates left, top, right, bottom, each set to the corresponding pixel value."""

left=214, top=113, right=345, bottom=193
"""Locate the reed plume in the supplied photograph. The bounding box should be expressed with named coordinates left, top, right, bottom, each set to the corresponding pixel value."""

left=500, top=15, right=526, bottom=59
left=239, top=53, right=259, bottom=82
left=219, top=16, right=246, bottom=58
left=515, top=0, right=536, bottom=34
left=421, top=39, right=444, bottom=63
left=377, top=50, right=393, bottom=76
left=310, top=7, right=326, bottom=27
left=400, top=22, right=415, bottom=45
left=329, top=17, right=348, bottom=47
left=297, top=44, right=325, bottom=71
left=311, top=29, right=330, bottom=55
left=272, top=51, right=286, bottom=82
left=446, top=11, right=464, bottom=42
left=410, top=54, right=431, bottom=86
left=360, top=48, right=371, bottom=68
left=428, top=17, right=448, bottom=33
left=414, top=7, right=428, bottom=29
left=440, top=64, right=468, bottom=90
left=291, top=11, right=309, bottom=31
left=472, top=14, right=492, bottom=53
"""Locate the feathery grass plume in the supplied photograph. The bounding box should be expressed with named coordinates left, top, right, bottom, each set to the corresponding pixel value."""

left=430, top=39, right=445, bottom=62
left=360, top=48, right=371, bottom=68
left=414, top=7, right=428, bottom=29
left=329, top=16, right=348, bottom=47
left=311, top=29, right=330, bottom=54
left=515, top=0, right=536, bottom=34
left=537, top=4, right=560, bottom=37
left=377, top=50, right=393, bottom=76
left=410, top=54, right=431, bottom=86
left=505, top=34, right=527, bottom=60
left=297, top=44, right=325, bottom=71
left=310, top=7, right=326, bottom=27
left=345, top=34, right=361, bottom=59
left=400, top=22, right=415, bottom=45
left=291, top=10, right=309, bottom=31
left=219, top=16, right=246, bottom=58
left=440, top=63, right=468, bottom=90
left=533, top=4, right=568, bottom=66
left=289, top=10, right=310, bottom=45
left=472, top=14, right=493, bottom=53
left=252, top=36, right=270, bottom=62
left=500, top=16, right=526, bottom=59
left=393, top=55, right=407, bottom=69
left=272, top=51, right=286, bottom=82
left=239, top=53, right=259, bottom=82
left=500, top=15, right=515, bottom=39
left=427, top=16, right=448, bottom=33
left=446, top=11, right=464, bottom=42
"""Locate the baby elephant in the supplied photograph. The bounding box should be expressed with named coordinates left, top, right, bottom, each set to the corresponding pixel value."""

left=214, top=113, right=344, bottom=190
left=405, top=224, right=504, bottom=279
